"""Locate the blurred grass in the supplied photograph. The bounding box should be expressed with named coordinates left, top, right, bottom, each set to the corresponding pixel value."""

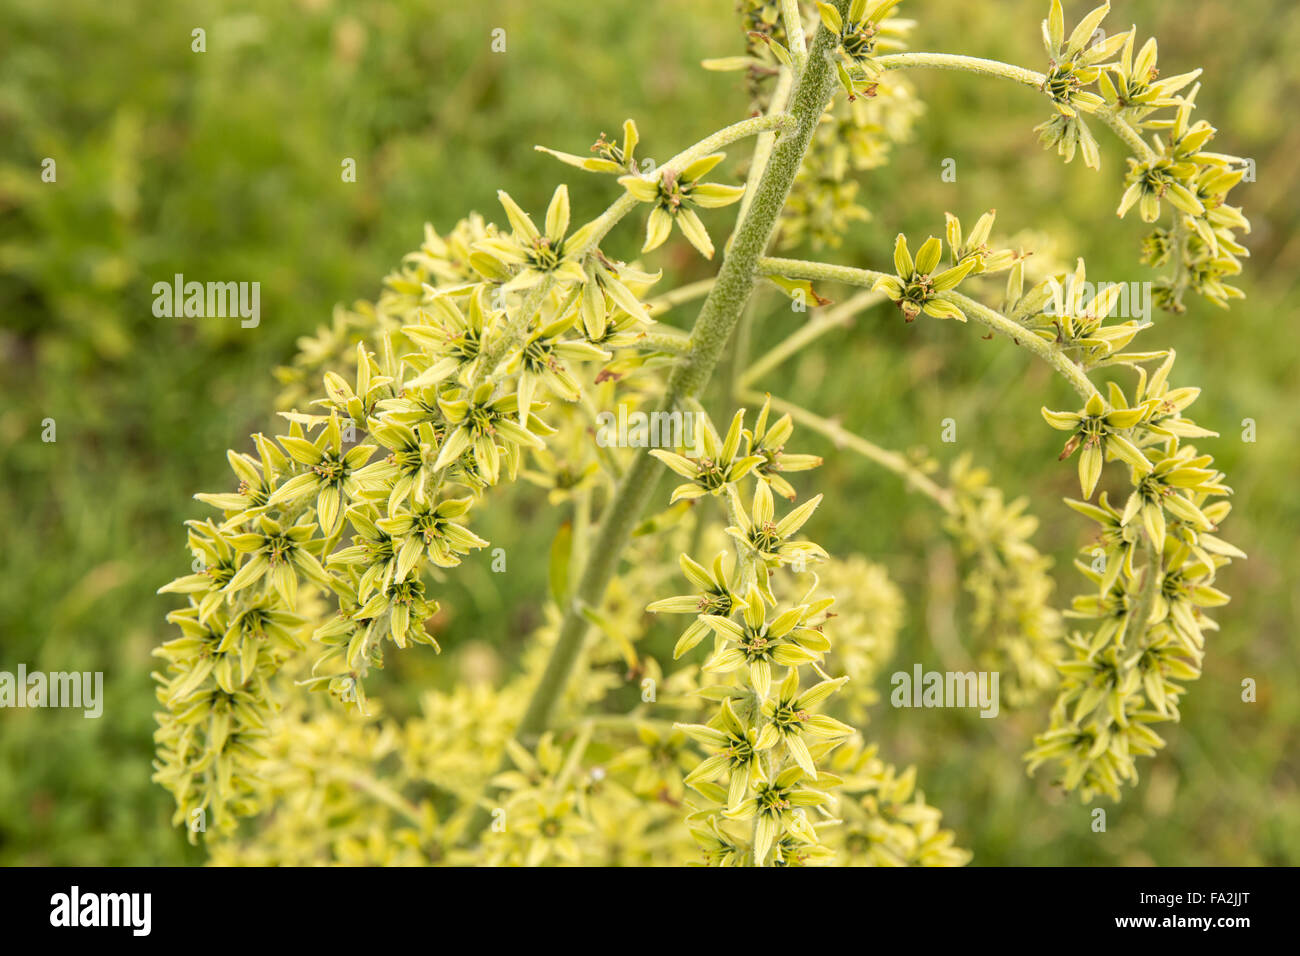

left=0, top=0, right=1295, bottom=865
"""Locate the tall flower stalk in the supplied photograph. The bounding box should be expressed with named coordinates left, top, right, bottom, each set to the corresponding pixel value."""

left=155, top=0, right=1248, bottom=863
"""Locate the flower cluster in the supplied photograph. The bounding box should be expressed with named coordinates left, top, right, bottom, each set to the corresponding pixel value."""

left=153, top=0, right=1247, bottom=865
left=1033, top=1, right=1127, bottom=169
left=945, top=455, right=1065, bottom=708
left=1123, top=93, right=1251, bottom=312
left=1031, top=1, right=1250, bottom=312
left=1027, top=350, right=1241, bottom=801
left=826, top=739, right=972, bottom=866
left=154, top=185, right=662, bottom=838
left=649, top=403, right=843, bottom=864
left=1007, top=258, right=1147, bottom=371
left=649, top=401, right=965, bottom=866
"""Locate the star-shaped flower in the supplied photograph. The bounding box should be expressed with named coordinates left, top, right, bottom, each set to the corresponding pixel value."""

left=619, top=153, right=744, bottom=259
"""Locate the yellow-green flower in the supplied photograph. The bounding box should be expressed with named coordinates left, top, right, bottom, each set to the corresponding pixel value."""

left=649, top=408, right=764, bottom=503
left=505, top=313, right=610, bottom=423
left=269, top=413, right=381, bottom=537
left=193, top=434, right=289, bottom=529
left=472, top=185, right=596, bottom=291
left=722, top=764, right=830, bottom=864
left=364, top=420, right=442, bottom=510
left=1041, top=392, right=1152, bottom=498
left=760, top=668, right=853, bottom=777
left=400, top=287, right=492, bottom=389
left=873, top=233, right=976, bottom=321
left=725, top=480, right=828, bottom=586
left=314, top=341, right=393, bottom=424
left=618, top=153, right=744, bottom=259
left=677, top=698, right=777, bottom=810
left=943, top=209, right=1015, bottom=276
left=158, top=519, right=241, bottom=623
left=1117, top=155, right=1204, bottom=224
left=1118, top=444, right=1224, bottom=548
left=1027, top=259, right=1145, bottom=364
left=817, top=0, right=911, bottom=95
left=326, top=505, right=400, bottom=597
left=1065, top=492, right=1137, bottom=595
left=377, top=496, right=488, bottom=576
left=744, top=395, right=822, bottom=500
left=434, top=382, right=553, bottom=486
left=647, top=551, right=747, bottom=659
left=353, top=571, right=440, bottom=650
left=579, top=254, right=658, bottom=342
left=687, top=815, right=745, bottom=867
left=1102, top=32, right=1201, bottom=117
left=701, top=584, right=831, bottom=699
left=537, top=118, right=642, bottom=175
left=225, top=514, right=331, bottom=610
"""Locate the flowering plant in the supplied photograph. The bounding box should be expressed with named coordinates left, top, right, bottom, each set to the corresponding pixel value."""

left=155, top=0, right=1247, bottom=864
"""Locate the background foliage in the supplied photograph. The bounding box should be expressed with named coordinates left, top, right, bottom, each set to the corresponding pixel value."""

left=1, top=0, right=1296, bottom=864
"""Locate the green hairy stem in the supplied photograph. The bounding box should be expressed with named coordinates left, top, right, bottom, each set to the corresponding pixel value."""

left=458, top=2, right=853, bottom=845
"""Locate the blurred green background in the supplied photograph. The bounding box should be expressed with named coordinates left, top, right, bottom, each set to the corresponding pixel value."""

left=1, top=0, right=1296, bottom=865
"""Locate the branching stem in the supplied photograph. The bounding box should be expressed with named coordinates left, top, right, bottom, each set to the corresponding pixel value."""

left=756, top=256, right=1099, bottom=399
left=876, top=52, right=1155, bottom=162
left=741, top=289, right=885, bottom=386
left=458, top=2, right=852, bottom=846
left=742, top=390, right=954, bottom=512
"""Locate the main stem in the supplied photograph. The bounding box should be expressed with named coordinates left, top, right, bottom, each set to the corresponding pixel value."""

left=458, top=2, right=849, bottom=845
